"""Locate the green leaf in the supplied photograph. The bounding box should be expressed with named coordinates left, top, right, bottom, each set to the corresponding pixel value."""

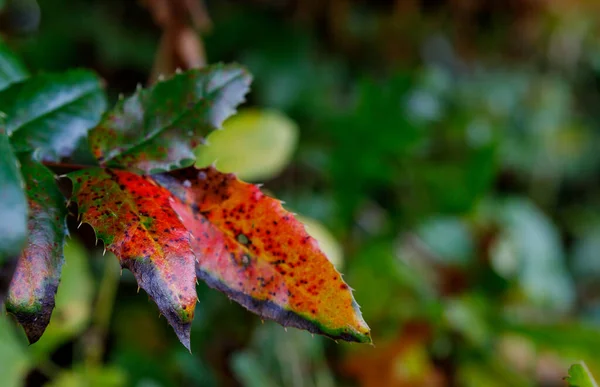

left=0, top=128, right=27, bottom=266
left=89, top=64, right=251, bottom=174
left=566, top=363, right=599, bottom=387
left=47, top=366, right=127, bottom=387
left=490, top=198, right=574, bottom=310
left=5, top=154, right=66, bottom=343
left=0, top=311, right=31, bottom=387
left=0, top=40, right=29, bottom=91
left=0, top=69, right=106, bottom=160
left=195, top=109, right=298, bottom=181
left=68, top=168, right=198, bottom=350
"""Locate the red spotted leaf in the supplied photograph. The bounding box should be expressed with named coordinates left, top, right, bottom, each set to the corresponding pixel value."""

left=6, top=155, right=66, bottom=343
left=67, top=168, right=197, bottom=349
left=88, top=64, right=251, bottom=174
left=155, top=166, right=371, bottom=343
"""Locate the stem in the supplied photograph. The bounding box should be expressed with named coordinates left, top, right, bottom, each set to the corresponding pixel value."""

left=84, top=257, right=120, bottom=368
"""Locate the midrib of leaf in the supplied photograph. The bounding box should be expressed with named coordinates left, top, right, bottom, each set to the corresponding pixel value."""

left=7, top=84, right=99, bottom=136
left=102, top=72, right=246, bottom=164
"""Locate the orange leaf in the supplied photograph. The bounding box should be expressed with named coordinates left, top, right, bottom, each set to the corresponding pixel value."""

left=155, top=166, right=371, bottom=343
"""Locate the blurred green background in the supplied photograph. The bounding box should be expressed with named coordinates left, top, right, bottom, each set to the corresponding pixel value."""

left=2, top=0, right=600, bottom=386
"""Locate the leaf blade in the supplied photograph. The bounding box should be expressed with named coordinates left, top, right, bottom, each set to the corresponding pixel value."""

left=155, top=166, right=371, bottom=343
left=6, top=155, right=66, bottom=343
left=89, top=64, right=251, bottom=174
left=0, top=70, right=106, bottom=161
left=566, top=363, right=599, bottom=387
left=68, top=168, right=198, bottom=349
left=0, top=127, right=27, bottom=266
left=0, top=40, right=29, bottom=91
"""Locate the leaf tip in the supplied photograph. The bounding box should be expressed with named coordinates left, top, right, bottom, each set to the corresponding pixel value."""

left=172, top=320, right=192, bottom=352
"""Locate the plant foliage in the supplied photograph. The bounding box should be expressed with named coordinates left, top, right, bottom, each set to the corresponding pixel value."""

left=0, top=43, right=370, bottom=349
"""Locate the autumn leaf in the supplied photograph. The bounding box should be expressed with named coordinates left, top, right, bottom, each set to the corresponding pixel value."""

left=155, top=166, right=371, bottom=343
left=89, top=64, right=251, bottom=174
left=0, top=70, right=106, bottom=161
left=67, top=168, right=197, bottom=349
left=6, top=155, right=66, bottom=343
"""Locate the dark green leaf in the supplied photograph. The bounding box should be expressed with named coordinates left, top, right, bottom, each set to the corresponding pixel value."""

left=0, top=69, right=106, bottom=160
left=5, top=154, right=66, bottom=343
left=0, top=40, right=28, bottom=91
left=89, top=64, right=251, bottom=174
left=0, top=127, right=27, bottom=266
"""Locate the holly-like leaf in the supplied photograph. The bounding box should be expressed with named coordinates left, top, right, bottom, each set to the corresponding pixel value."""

left=0, top=40, right=29, bottom=91
left=0, top=70, right=106, bottom=161
left=5, top=155, right=66, bottom=343
left=155, top=166, right=371, bottom=343
left=0, top=128, right=27, bottom=266
left=89, top=64, right=251, bottom=174
left=566, top=363, right=599, bottom=387
left=68, top=168, right=197, bottom=349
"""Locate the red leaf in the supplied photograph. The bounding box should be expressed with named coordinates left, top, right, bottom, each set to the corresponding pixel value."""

left=155, top=166, right=371, bottom=343
left=68, top=168, right=197, bottom=349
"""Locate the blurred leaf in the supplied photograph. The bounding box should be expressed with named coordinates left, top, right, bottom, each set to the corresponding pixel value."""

left=47, top=366, right=127, bottom=387
left=111, top=348, right=171, bottom=387
left=6, top=155, right=66, bottom=344
left=0, top=128, right=27, bottom=266
left=89, top=65, right=251, bottom=174
left=296, top=215, right=343, bottom=269
left=231, top=321, right=334, bottom=387
left=566, top=363, right=599, bottom=387
left=329, top=74, right=423, bottom=221
left=231, top=352, right=279, bottom=387
left=490, top=198, right=575, bottom=310
left=156, top=166, right=371, bottom=343
left=29, top=239, right=93, bottom=359
left=456, top=358, right=530, bottom=387
left=0, top=310, right=31, bottom=387
left=195, top=109, right=298, bottom=181
left=0, top=70, right=106, bottom=161
left=346, top=241, right=431, bottom=339
left=0, top=39, right=28, bottom=91
left=416, top=216, right=474, bottom=266
left=444, top=295, right=491, bottom=347
left=68, top=168, right=197, bottom=350
left=504, top=323, right=600, bottom=361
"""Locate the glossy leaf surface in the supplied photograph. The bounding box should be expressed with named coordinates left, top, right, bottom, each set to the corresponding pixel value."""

left=0, top=128, right=27, bottom=265
left=0, top=40, right=29, bottom=91
left=0, top=70, right=106, bottom=160
left=6, top=155, right=66, bottom=343
left=68, top=168, right=197, bottom=349
left=89, top=64, right=251, bottom=174
left=155, top=166, right=371, bottom=343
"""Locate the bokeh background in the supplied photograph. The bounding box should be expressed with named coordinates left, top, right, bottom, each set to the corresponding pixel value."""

left=2, top=0, right=600, bottom=386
